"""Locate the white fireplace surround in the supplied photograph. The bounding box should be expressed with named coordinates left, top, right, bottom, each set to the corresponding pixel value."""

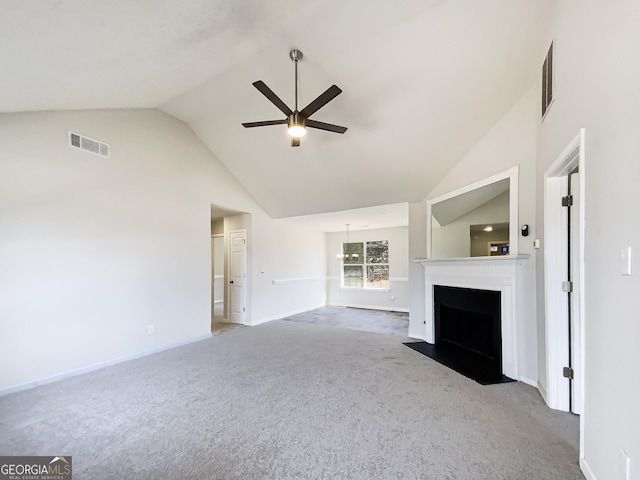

left=415, top=255, right=531, bottom=380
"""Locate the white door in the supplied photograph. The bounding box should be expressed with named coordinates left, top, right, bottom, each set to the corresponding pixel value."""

left=543, top=129, right=585, bottom=414
left=229, top=230, right=247, bottom=324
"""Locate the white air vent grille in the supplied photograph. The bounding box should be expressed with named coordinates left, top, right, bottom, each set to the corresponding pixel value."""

left=68, top=131, right=110, bottom=158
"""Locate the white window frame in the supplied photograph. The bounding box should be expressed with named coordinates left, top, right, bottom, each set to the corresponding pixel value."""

left=340, top=240, right=389, bottom=290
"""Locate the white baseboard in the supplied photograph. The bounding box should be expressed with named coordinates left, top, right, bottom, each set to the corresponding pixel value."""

left=251, top=304, right=326, bottom=326
left=537, top=381, right=549, bottom=405
left=580, top=457, right=597, bottom=480
left=329, top=303, right=409, bottom=313
left=407, top=329, right=427, bottom=341
left=0, top=333, right=212, bottom=397
left=519, top=376, right=538, bottom=388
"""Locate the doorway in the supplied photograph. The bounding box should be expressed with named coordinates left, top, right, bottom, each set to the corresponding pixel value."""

left=543, top=129, right=585, bottom=420
left=211, top=205, right=251, bottom=330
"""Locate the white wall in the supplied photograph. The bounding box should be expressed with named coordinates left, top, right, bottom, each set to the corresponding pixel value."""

left=327, top=227, right=409, bottom=311
left=408, top=201, right=428, bottom=338
left=252, top=214, right=327, bottom=324
left=0, top=109, right=326, bottom=391
left=537, top=2, right=640, bottom=478
left=409, top=86, right=539, bottom=381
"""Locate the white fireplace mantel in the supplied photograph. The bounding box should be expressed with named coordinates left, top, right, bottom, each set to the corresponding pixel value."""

left=415, top=255, right=531, bottom=380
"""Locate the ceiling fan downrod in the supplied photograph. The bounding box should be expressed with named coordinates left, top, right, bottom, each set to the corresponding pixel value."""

left=289, top=49, right=303, bottom=112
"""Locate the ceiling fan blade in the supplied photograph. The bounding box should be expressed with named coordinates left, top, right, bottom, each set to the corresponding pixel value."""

left=242, top=119, right=287, bottom=128
left=306, top=119, right=348, bottom=134
left=291, top=137, right=300, bottom=147
left=299, top=85, right=342, bottom=119
left=252, top=81, right=293, bottom=116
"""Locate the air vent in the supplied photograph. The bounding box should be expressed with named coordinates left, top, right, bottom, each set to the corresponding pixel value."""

left=68, top=131, right=110, bottom=158
left=542, top=41, right=554, bottom=119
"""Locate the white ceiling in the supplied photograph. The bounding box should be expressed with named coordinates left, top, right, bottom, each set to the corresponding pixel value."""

left=278, top=202, right=408, bottom=233
left=0, top=0, right=554, bottom=227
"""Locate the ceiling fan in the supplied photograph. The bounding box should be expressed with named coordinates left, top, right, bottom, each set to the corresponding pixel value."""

left=242, top=49, right=347, bottom=147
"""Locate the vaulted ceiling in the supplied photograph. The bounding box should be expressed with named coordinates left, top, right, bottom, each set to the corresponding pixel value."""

left=1, top=0, right=554, bottom=220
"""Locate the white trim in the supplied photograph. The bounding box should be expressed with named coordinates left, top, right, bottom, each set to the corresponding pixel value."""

left=329, top=276, right=408, bottom=283
left=251, top=304, right=326, bottom=326
left=271, top=277, right=324, bottom=285
left=339, top=287, right=390, bottom=293
left=415, top=254, right=530, bottom=265
left=390, top=277, right=409, bottom=283
left=426, top=166, right=519, bottom=259
left=328, top=303, right=409, bottom=313
left=579, top=458, right=597, bottom=480
left=519, top=376, right=538, bottom=388
left=0, top=333, right=212, bottom=397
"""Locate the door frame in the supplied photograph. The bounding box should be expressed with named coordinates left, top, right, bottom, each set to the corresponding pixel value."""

left=543, top=128, right=585, bottom=439
left=211, top=234, right=225, bottom=325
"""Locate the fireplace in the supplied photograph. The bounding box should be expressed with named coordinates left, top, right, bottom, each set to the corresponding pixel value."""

left=434, top=286, right=502, bottom=379
left=414, top=255, right=533, bottom=381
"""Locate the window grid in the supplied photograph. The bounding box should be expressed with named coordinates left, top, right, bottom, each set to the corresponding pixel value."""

left=341, top=240, right=389, bottom=289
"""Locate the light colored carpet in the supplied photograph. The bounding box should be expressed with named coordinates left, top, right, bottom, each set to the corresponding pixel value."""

left=284, top=305, right=410, bottom=337
left=0, top=320, right=584, bottom=479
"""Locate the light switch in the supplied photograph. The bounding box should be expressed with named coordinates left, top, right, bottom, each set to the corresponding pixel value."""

left=621, top=247, right=632, bottom=276
left=533, top=239, right=541, bottom=249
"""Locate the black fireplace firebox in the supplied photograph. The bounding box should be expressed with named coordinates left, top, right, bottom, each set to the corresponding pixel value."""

left=434, top=285, right=502, bottom=380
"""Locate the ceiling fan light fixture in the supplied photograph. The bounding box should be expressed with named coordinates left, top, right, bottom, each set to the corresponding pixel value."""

left=288, top=125, right=306, bottom=137
left=287, top=113, right=306, bottom=137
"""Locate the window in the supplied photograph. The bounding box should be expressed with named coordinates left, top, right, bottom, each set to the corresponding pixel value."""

left=542, top=41, right=554, bottom=119
left=341, top=240, right=389, bottom=289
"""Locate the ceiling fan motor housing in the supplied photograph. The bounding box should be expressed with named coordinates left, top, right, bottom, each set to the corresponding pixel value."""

left=288, top=112, right=305, bottom=129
